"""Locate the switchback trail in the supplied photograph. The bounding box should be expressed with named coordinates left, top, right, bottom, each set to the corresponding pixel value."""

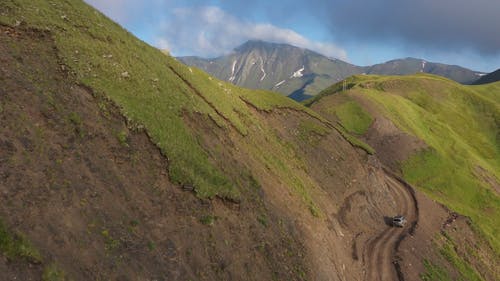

left=363, top=173, right=418, bottom=281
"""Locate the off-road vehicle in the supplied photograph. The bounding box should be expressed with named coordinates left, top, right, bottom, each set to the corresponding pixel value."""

left=392, top=215, right=407, bottom=227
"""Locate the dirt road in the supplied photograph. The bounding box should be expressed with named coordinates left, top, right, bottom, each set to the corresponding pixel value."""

left=363, top=174, right=418, bottom=281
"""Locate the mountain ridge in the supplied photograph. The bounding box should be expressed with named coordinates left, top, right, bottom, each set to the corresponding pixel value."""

left=472, top=68, right=500, bottom=85
left=179, top=40, right=485, bottom=100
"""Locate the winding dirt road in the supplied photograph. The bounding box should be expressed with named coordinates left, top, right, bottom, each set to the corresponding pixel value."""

left=363, top=173, right=418, bottom=281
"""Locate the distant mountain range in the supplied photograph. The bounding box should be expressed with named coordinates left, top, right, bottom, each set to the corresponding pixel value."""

left=179, top=40, right=486, bottom=101
left=472, top=68, right=500, bottom=85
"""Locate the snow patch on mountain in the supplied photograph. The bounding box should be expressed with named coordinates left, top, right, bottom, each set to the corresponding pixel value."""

left=275, top=80, right=285, bottom=87
left=229, top=60, right=237, bottom=82
left=259, top=58, right=266, bottom=81
left=291, top=66, right=305, bottom=78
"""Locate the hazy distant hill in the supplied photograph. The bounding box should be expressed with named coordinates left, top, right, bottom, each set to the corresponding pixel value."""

left=472, top=68, right=500, bottom=84
left=180, top=41, right=485, bottom=100
left=365, top=57, right=482, bottom=84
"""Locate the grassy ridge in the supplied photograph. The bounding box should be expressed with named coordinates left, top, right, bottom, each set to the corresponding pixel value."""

left=309, top=74, right=500, bottom=252
left=0, top=0, right=321, bottom=200
left=1, top=0, right=235, bottom=198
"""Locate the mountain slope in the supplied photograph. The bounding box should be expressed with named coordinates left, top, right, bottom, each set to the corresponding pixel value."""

left=473, top=69, right=500, bottom=85
left=180, top=40, right=362, bottom=101
left=1, top=1, right=497, bottom=281
left=180, top=41, right=484, bottom=100
left=0, top=1, right=446, bottom=280
left=307, top=74, right=500, bottom=280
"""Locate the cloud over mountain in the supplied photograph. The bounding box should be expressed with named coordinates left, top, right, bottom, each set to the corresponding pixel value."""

left=84, top=0, right=500, bottom=71
left=155, top=6, right=347, bottom=59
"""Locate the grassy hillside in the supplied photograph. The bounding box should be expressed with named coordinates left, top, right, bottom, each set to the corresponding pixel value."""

left=1, top=1, right=412, bottom=280
left=307, top=74, right=500, bottom=252
left=3, top=1, right=498, bottom=280
left=0, top=0, right=321, bottom=201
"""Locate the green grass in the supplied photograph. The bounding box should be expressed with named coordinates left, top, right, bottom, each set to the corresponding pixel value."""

left=335, top=125, right=375, bottom=155
left=257, top=214, right=269, bottom=227
left=0, top=0, right=326, bottom=201
left=199, top=215, right=217, bottom=226
left=297, top=119, right=329, bottom=145
left=439, top=235, right=484, bottom=281
left=332, top=101, right=373, bottom=134
left=245, top=133, right=321, bottom=217
left=116, top=130, right=129, bottom=146
left=0, top=219, right=42, bottom=263
left=100, top=229, right=120, bottom=251
left=309, top=74, right=500, bottom=253
left=42, top=263, right=66, bottom=281
left=0, top=0, right=378, bottom=216
left=420, top=259, right=452, bottom=281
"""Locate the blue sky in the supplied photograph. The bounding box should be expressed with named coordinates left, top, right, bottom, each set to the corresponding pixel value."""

left=85, top=0, right=500, bottom=72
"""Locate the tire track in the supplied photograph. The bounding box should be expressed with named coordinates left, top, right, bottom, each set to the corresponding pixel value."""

left=363, top=173, right=418, bottom=281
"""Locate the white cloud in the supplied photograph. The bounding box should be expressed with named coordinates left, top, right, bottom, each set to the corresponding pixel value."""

left=156, top=38, right=171, bottom=51
left=155, top=6, right=347, bottom=60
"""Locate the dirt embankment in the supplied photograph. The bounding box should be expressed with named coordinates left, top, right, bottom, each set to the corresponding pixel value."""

left=0, top=25, right=311, bottom=280
left=187, top=100, right=427, bottom=280
left=2, top=24, right=496, bottom=281
left=308, top=89, right=499, bottom=280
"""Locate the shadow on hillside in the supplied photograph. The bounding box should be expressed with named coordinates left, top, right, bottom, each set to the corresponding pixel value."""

left=383, top=216, right=394, bottom=227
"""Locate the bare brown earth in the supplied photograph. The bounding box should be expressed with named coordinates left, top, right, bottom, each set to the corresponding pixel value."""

left=362, top=174, right=418, bottom=281
left=309, top=88, right=500, bottom=281
left=1, top=24, right=496, bottom=281
left=187, top=103, right=428, bottom=280
left=0, top=25, right=311, bottom=281
left=0, top=25, right=441, bottom=280
left=309, top=92, right=427, bottom=172
left=1, top=23, right=419, bottom=281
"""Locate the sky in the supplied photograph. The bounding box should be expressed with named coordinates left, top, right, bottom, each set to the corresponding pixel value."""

left=84, top=0, right=500, bottom=72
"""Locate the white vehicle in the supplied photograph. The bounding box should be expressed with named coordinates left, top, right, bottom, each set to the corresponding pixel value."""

left=392, top=215, right=407, bottom=227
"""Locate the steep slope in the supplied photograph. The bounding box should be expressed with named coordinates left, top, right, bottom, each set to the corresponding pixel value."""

left=179, top=41, right=484, bottom=100
left=307, top=74, right=500, bottom=280
left=0, top=26, right=312, bottom=280
left=0, top=1, right=446, bottom=281
left=473, top=69, right=500, bottom=85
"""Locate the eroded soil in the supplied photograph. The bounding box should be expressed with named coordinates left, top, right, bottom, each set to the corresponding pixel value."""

left=0, top=25, right=310, bottom=281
